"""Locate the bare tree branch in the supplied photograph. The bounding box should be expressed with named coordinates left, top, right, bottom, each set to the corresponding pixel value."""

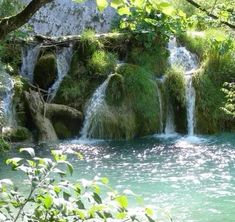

left=185, top=0, right=235, bottom=29
left=0, top=0, right=53, bottom=40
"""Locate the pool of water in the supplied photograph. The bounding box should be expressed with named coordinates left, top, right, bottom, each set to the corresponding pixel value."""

left=1, top=133, right=235, bottom=222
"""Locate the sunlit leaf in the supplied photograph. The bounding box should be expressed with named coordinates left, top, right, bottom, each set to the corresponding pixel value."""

left=20, top=148, right=35, bottom=157
left=96, top=0, right=108, bottom=11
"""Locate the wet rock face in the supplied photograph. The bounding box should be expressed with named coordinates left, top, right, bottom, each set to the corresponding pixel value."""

left=23, top=0, right=116, bottom=36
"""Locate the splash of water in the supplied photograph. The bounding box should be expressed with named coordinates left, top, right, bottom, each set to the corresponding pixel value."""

left=0, top=65, right=16, bottom=132
left=80, top=78, right=109, bottom=139
left=21, top=44, right=41, bottom=82
left=156, top=83, right=163, bottom=133
left=48, top=46, right=73, bottom=102
left=168, top=37, right=198, bottom=136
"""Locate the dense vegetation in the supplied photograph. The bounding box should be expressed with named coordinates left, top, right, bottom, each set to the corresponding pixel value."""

left=0, top=0, right=235, bottom=220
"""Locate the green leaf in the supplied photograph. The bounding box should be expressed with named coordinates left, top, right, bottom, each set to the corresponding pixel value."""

left=162, top=6, right=174, bottom=16
left=0, top=179, right=13, bottom=186
left=20, top=148, right=35, bottom=157
left=6, top=158, right=22, bottom=167
left=93, top=192, right=102, bottom=204
left=110, top=0, right=123, bottom=9
left=116, top=195, right=128, bottom=208
left=101, top=177, right=109, bottom=185
left=145, top=207, right=154, bottom=217
left=44, top=194, right=53, bottom=209
left=96, top=0, right=108, bottom=11
left=117, top=7, right=131, bottom=15
left=115, top=212, right=127, bottom=219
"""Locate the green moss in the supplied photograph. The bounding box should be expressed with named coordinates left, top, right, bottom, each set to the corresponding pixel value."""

left=164, top=67, right=187, bottom=133
left=88, top=105, right=137, bottom=140
left=88, top=50, right=117, bottom=76
left=117, top=64, right=161, bottom=135
left=105, top=74, right=125, bottom=106
left=80, top=29, right=103, bottom=57
left=53, top=122, right=72, bottom=139
left=3, top=127, right=31, bottom=142
left=127, top=45, right=169, bottom=77
left=33, top=53, right=57, bottom=90
left=193, top=60, right=235, bottom=134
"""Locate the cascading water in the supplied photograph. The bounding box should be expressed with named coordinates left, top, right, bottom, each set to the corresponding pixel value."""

left=0, top=65, right=16, bottom=131
left=168, top=37, right=198, bottom=136
left=80, top=78, right=109, bottom=139
left=165, top=102, right=176, bottom=134
left=47, top=45, right=73, bottom=102
left=21, top=44, right=41, bottom=82
left=156, top=83, right=163, bottom=133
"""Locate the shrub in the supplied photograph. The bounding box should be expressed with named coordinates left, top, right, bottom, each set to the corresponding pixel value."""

left=0, top=137, right=10, bottom=152
left=0, top=148, right=162, bottom=222
left=88, top=50, right=117, bottom=76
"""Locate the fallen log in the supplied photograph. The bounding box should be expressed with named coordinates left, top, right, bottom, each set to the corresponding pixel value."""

left=24, top=89, right=83, bottom=142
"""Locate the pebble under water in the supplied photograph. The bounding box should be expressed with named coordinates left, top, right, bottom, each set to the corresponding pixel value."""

left=0, top=134, right=235, bottom=222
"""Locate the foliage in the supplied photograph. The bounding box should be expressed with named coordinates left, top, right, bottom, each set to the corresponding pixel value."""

left=88, top=50, right=117, bottom=76
left=105, top=74, right=125, bottom=106
left=127, top=43, right=169, bottom=76
left=222, top=82, right=235, bottom=117
left=117, top=64, right=161, bottom=135
left=164, top=66, right=186, bottom=106
left=80, top=30, right=103, bottom=57
left=2, top=127, right=31, bottom=142
left=33, top=53, right=57, bottom=90
left=0, top=148, right=159, bottom=222
left=0, top=137, right=10, bottom=152
left=0, top=0, right=23, bottom=18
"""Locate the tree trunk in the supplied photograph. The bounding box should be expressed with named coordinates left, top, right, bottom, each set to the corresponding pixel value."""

left=0, top=0, right=53, bottom=40
left=24, top=89, right=83, bottom=142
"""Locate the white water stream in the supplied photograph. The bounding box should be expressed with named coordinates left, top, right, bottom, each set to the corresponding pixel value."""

left=48, top=46, right=73, bottom=102
left=21, top=44, right=41, bottom=82
left=0, top=65, right=16, bottom=132
left=168, top=38, right=198, bottom=136
left=80, top=78, right=109, bottom=139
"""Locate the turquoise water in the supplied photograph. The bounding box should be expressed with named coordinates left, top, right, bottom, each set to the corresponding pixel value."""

left=0, top=134, right=235, bottom=222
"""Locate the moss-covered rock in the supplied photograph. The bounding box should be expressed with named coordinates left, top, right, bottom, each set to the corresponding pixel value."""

left=105, top=74, right=125, bottom=106
left=87, top=105, right=137, bottom=140
left=3, top=126, right=31, bottom=142
left=116, top=64, right=161, bottom=136
left=33, top=53, right=57, bottom=90
left=88, top=50, right=117, bottom=76
left=164, top=67, right=187, bottom=133
left=53, top=121, right=72, bottom=139
left=127, top=44, right=169, bottom=77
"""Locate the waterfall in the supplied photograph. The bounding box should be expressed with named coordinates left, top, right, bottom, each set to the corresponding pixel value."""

left=21, top=44, right=41, bottom=82
left=0, top=65, right=16, bottom=132
left=156, top=83, right=163, bottom=133
left=80, top=78, right=109, bottom=139
left=168, top=37, right=198, bottom=136
left=165, top=102, right=176, bottom=134
left=47, top=46, right=73, bottom=102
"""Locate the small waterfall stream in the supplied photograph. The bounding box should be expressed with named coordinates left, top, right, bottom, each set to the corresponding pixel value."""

left=156, top=83, right=163, bottom=133
left=165, top=102, right=176, bottom=134
left=48, top=46, right=73, bottom=102
left=21, top=44, right=41, bottom=82
left=0, top=65, right=16, bottom=131
left=168, top=38, right=198, bottom=136
left=80, top=77, right=109, bottom=139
